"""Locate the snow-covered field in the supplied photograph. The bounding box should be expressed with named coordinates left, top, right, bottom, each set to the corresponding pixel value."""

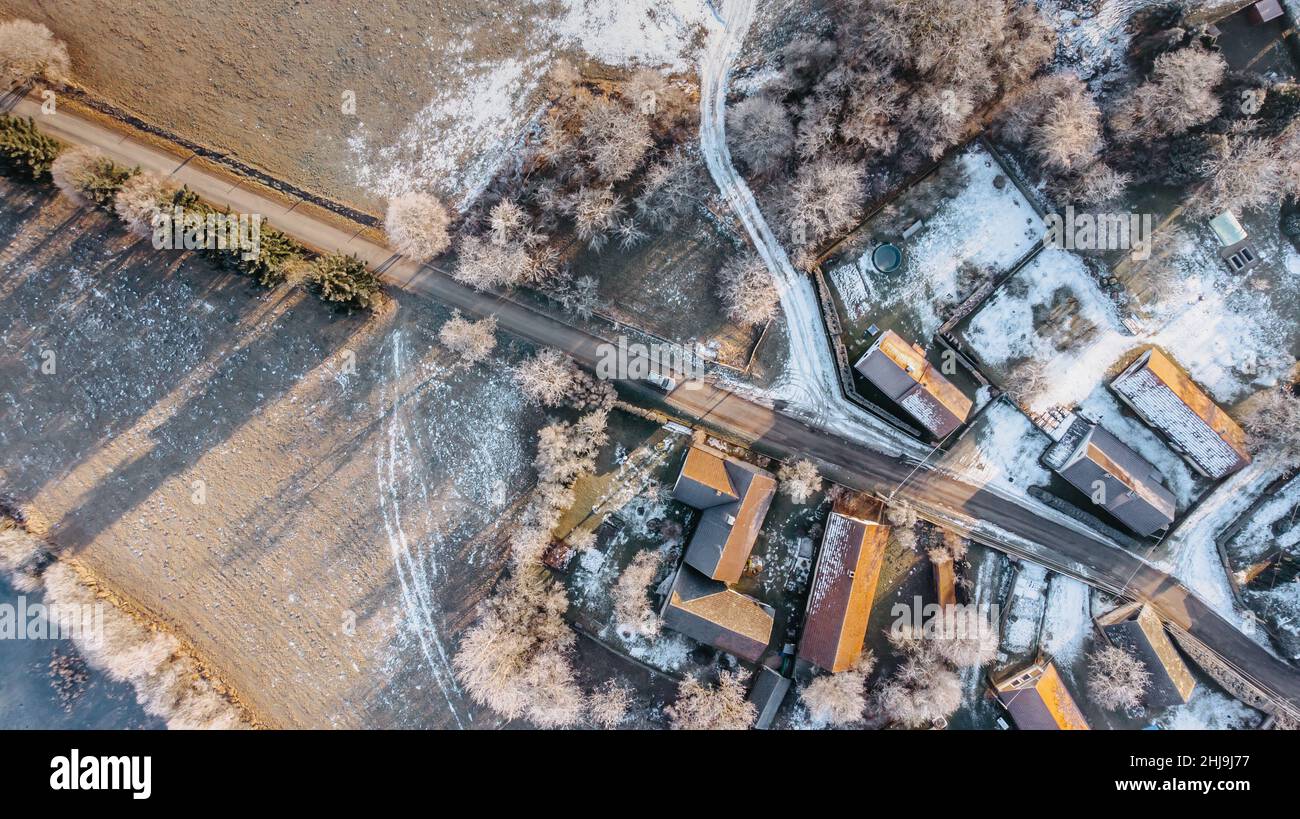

left=828, top=144, right=1044, bottom=340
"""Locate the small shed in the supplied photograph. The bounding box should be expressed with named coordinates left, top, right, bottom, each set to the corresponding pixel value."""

left=747, top=666, right=792, bottom=730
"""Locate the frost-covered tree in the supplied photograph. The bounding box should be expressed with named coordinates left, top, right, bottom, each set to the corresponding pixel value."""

left=801, top=652, right=875, bottom=727
left=580, top=95, right=653, bottom=183
left=728, top=95, right=794, bottom=176
left=666, top=669, right=756, bottom=730
left=783, top=157, right=866, bottom=268
left=885, top=501, right=919, bottom=552
left=1240, top=381, right=1300, bottom=468
left=0, top=19, right=70, bottom=88
left=385, top=192, right=451, bottom=261
left=1087, top=645, right=1151, bottom=711
left=778, top=458, right=823, bottom=504
left=514, top=348, right=578, bottom=407
left=928, top=606, right=999, bottom=668
left=1111, top=47, right=1226, bottom=141
left=1201, top=133, right=1285, bottom=215
left=438, top=310, right=497, bottom=366
left=452, top=571, right=585, bottom=728
left=588, top=680, right=632, bottom=728
left=611, top=549, right=662, bottom=639
left=876, top=636, right=962, bottom=727
left=51, top=145, right=135, bottom=210
left=715, top=253, right=779, bottom=327
left=1002, top=73, right=1102, bottom=177
left=113, top=171, right=167, bottom=237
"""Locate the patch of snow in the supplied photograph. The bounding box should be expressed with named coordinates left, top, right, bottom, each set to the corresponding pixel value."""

left=1041, top=574, right=1091, bottom=666
left=1156, top=689, right=1261, bottom=730
left=938, top=399, right=1051, bottom=493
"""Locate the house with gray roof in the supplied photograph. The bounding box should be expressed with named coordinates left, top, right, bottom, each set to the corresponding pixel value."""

left=1095, top=602, right=1196, bottom=708
left=1042, top=416, right=1177, bottom=537
left=659, top=562, right=774, bottom=663
left=853, top=330, right=972, bottom=439
left=671, top=445, right=777, bottom=585
left=747, top=666, right=791, bottom=730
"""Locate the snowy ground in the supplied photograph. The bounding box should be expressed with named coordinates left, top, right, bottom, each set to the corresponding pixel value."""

left=962, top=241, right=1298, bottom=417
left=937, top=399, right=1051, bottom=494
left=826, top=144, right=1044, bottom=342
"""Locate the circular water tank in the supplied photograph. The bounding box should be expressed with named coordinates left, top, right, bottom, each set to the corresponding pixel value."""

left=872, top=242, right=902, bottom=273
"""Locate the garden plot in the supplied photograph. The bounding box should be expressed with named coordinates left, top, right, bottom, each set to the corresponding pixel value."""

left=959, top=242, right=1299, bottom=416
left=824, top=142, right=1043, bottom=354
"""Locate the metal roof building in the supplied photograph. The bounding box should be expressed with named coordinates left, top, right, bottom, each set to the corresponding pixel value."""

left=672, top=446, right=777, bottom=585
left=993, top=658, right=1090, bottom=730
left=660, top=562, right=774, bottom=663
left=1096, top=602, right=1196, bottom=708
left=1109, top=349, right=1251, bottom=480
left=1043, top=417, right=1177, bottom=537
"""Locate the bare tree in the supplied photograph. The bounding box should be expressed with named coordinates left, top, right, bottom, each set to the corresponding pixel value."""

left=113, top=171, right=167, bottom=238
left=778, top=458, right=823, bottom=504
left=1087, top=645, right=1151, bottom=711
left=452, top=570, right=585, bottom=727
left=782, top=157, right=866, bottom=268
left=715, top=252, right=779, bottom=327
left=1240, top=381, right=1300, bottom=468
left=1201, top=133, right=1285, bottom=215
left=0, top=18, right=69, bottom=88
left=588, top=680, right=632, bottom=728
left=514, top=348, right=577, bottom=407
left=801, top=652, right=875, bottom=727
left=611, top=549, right=663, bottom=639
left=666, top=669, right=756, bottom=730
left=1111, top=47, right=1226, bottom=141
left=728, top=95, right=794, bottom=176
left=876, top=637, right=962, bottom=727
left=580, top=96, right=653, bottom=183
left=928, top=606, right=999, bottom=668
left=885, top=501, right=919, bottom=551
left=385, top=192, right=451, bottom=261
left=438, top=310, right=497, bottom=366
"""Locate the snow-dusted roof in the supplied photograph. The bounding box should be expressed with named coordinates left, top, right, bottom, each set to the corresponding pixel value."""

left=798, top=512, right=888, bottom=673
left=1109, top=349, right=1250, bottom=480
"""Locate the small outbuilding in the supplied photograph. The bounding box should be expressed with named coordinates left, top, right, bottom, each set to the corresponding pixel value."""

left=747, top=666, right=792, bottom=730
left=992, top=658, right=1090, bottom=730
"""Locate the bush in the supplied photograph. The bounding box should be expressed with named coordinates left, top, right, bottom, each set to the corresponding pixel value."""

left=0, top=115, right=60, bottom=179
left=438, top=310, right=497, bottom=366
left=0, top=18, right=70, bottom=88
left=311, top=253, right=383, bottom=311
left=385, top=191, right=451, bottom=261
left=50, top=145, right=136, bottom=210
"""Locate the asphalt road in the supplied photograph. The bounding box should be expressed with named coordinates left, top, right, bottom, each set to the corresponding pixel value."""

left=14, top=94, right=1300, bottom=718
